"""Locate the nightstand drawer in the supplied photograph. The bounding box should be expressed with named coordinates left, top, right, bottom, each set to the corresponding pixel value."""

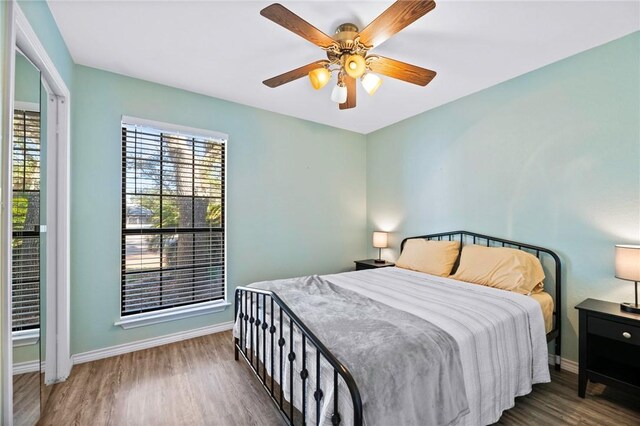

left=588, top=317, right=640, bottom=346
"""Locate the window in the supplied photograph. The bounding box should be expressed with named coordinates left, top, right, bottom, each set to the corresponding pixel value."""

left=121, top=118, right=226, bottom=318
left=12, top=109, right=41, bottom=332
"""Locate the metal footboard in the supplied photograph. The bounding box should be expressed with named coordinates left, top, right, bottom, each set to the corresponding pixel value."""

left=234, top=287, right=363, bottom=426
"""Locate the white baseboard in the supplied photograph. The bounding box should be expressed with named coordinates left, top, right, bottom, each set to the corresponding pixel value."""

left=13, top=360, right=45, bottom=375
left=72, top=321, right=234, bottom=365
left=548, top=354, right=578, bottom=374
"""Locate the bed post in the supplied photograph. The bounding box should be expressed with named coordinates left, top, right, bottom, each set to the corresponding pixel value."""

left=555, top=258, right=562, bottom=371
left=234, top=289, right=239, bottom=361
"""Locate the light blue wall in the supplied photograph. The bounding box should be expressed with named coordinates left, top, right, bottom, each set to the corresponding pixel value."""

left=366, top=32, right=640, bottom=362
left=71, top=65, right=367, bottom=354
left=14, top=53, right=39, bottom=104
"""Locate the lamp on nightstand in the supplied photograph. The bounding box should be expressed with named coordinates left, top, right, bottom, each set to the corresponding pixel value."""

left=373, top=232, right=388, bottom=264
left=615, top=244, right=640, bottom=314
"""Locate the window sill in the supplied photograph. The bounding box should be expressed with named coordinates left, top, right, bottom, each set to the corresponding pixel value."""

left=12, top=329, right=40, bottom=347
left=114, top=300, right=230, bottom=330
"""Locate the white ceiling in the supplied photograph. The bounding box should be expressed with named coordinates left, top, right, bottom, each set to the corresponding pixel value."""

left=48, top=1, right=640, bottom=134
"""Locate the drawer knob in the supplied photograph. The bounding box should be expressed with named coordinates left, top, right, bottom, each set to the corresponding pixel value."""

left=622, top=331, right=631, bottom=339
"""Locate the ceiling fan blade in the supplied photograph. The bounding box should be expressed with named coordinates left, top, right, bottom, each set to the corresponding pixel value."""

left=358, top=0, right=436, bottom=48
left=367, top=56, right=436, bottom=86
left=339, top=76, right=356, bottom=110
left=260, top=3, right=336, bottom=49
left=263, top=60, right=329, bottom=88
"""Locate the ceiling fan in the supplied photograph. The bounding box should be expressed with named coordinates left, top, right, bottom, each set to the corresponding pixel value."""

left=260, top=1, right=438, bottom=110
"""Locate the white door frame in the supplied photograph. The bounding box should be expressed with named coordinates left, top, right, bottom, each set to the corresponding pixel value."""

left=1, top=1, right=72, bottom=423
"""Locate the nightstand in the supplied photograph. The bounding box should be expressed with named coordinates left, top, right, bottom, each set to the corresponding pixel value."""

left=575, top=298, right=640, bottom=398
left=354, top=259, right=395, bottom=271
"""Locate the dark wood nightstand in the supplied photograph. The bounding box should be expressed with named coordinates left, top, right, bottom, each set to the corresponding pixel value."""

left=354, top=259, right=395, bottom=271
left=575, top=298, right=640, bottom=398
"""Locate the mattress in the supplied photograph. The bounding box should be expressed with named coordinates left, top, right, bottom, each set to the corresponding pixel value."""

left=531, top=291, right=554, bottom=333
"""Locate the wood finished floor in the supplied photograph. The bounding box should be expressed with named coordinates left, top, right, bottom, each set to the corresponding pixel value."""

left=39, top=331, right=640, bottom=426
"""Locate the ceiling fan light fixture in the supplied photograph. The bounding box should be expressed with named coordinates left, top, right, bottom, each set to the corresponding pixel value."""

left=260, top=2, right=439, bottom=110
left=361, top=73, right=382, bottom=95
left=344, top=55, right=366, bottom=79
left=330, top=83, right=348, bottom=104
left=308, top=67, right=331, bottom=90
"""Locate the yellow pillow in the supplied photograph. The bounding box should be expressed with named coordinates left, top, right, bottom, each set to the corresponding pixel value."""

left=396, top=239, right=461, bottom=277
left=450, top=244, right=545, bottom=294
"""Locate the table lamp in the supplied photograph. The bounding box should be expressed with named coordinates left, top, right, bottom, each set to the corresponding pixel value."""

left=373, top=232, right=388, bottom=264
left=615, top=244, right=640, bottom=314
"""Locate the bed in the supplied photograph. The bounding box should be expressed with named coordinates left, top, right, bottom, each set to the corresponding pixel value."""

left=233, top=231, right=562, bottom=426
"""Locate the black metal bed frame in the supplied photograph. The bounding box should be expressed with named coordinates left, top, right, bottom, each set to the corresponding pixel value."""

left=234, top=230, right=562, bottom=426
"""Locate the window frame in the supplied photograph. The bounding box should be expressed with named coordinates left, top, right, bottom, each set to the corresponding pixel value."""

left=116, top=116, right=229, bottom=329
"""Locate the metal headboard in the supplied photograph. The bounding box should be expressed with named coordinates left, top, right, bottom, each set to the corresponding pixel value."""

left=401, top=230, right=562, bottom=370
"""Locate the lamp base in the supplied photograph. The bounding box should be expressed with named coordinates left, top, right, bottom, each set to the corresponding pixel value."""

left=620, top=302, right=640, bottom=314
left=374, top=259, right=385, bottom=264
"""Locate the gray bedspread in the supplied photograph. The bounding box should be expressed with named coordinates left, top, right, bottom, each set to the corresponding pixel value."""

left=249, top=275, right=469, bottom=426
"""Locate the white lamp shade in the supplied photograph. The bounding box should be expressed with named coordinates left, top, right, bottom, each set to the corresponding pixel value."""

left=615, top=245, right=640, bottom=281
left=331, top=84, right=347, bottom=103
left=373, top=232, right=388, bottom=249
left=361, top=73, right=382, bottom=95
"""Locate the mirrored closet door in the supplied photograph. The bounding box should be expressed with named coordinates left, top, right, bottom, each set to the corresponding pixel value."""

left=12, top=49, right=48, bottom=426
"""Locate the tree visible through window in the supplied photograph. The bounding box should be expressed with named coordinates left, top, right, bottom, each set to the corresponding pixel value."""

left=121, top=120, right=226, bottom=315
